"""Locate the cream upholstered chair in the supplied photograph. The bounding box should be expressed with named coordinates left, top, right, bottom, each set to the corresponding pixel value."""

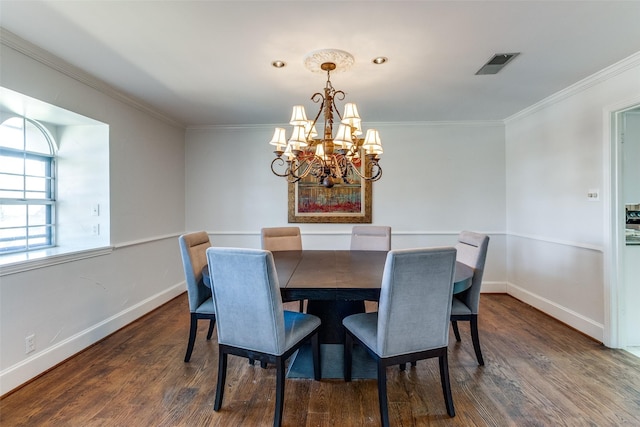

left=206, top=247, right=321, bottom=427
left=451, top=231, right=490, bottom=366
left=261, top=226, right=302, bottom=252
left=350, top=225, right=391, bottom=251
left=178, top=232, right=216, bottom=362
left=343, top=247, right=457, bottom=426
left=261, top=226, right=304, bottom=311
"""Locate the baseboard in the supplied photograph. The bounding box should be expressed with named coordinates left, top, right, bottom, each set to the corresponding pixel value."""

left=480, top=281, right=507, bottom=293
left=0, top=283, right=185, bottom=396
left=506, top=282, right=604, bottom=342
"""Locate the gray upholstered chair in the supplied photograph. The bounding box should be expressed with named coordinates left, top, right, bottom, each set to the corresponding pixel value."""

left=261, top=226, right=302, bottom=252
left=178, top=231, right=216, bottom=362
left=206, top=247, right=321, bottom=427
left=343, top=247, right=457, bottom=426
left=261, top=226, right=304, bottom=311
left=350, top=225, right=391, bottom=251
left=451, top=231, right=490, bottom=366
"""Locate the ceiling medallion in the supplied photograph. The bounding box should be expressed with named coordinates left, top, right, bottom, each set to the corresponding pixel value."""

left=303, top=49, right=355, bottom=74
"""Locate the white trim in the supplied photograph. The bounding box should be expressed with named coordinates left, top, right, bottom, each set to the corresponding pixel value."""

left=480, top=281, right=507, bottom=293
left=0, top=246, right=113, bottom=276
left=113, top=233, right=182, bottom=249
left=1, top=233, right=182, bottom=275
left=0, top=282, right=185, bottom=396
left=188, top=120, right=505, bottom=131
left=507, top=282, right=604, bottom=342
left=507, top=232, right=603, bottom=252
left=207, top=230, right=506, bottom=236
left=506, top=51, right=640, bottom=124
left=0, top=29, right=184, bottom=129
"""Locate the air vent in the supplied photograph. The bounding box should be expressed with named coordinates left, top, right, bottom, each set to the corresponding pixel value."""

left=475, top=53, right=520, bottom=75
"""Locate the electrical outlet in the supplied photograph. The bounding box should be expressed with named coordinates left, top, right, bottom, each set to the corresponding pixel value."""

left=25, top=334, right=35, bottom=354
left=92, top=224, right=100, bottom=236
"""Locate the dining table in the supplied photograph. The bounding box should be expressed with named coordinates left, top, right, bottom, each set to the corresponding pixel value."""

left=201, top=249, right=474, bottom=344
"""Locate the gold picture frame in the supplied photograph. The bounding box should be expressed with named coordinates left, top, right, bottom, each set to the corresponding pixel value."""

left=288, top=158, right=372, bottom=224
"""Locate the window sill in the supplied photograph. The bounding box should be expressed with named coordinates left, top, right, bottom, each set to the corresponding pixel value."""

left=0, top=245, right=113, bottom=276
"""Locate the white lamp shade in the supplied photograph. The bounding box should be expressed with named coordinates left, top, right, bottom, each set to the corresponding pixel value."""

left=333, top=124, right=353, bottom=148
left=305, top=121, right=318, bottom=139
left=314, top=142, right=326, bottom=159
left=353, top=121, right=363, bottom=136
left=283, top=143, right=295, bottom=160
left=269, top=127, right=287, bottom=150
left=290, top=105, right=308, bottom=126
left=341, top=103, right=360, bottom=127
left=288, top=125, right=308, bottom=149
left=363, top=129, right=383, bottom=154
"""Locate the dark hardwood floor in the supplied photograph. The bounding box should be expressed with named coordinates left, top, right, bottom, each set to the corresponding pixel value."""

left=2, top=293, right=640, bottom=426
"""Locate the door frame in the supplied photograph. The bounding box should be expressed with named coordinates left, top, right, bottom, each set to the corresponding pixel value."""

left=603, top=96, right=640, bottom=348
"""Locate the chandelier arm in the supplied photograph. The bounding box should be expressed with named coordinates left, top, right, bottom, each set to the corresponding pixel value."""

left=344, top=158, right=383, bottom=181
left=270, top=157, right=292, bottom=178
left=290, top=156, right=322, bottom=180
left=329, top=156, right=345, bottom=179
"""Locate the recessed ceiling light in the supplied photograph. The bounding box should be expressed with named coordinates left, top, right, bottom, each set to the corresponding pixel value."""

left=272, top=60, right=286, bottom=68
left=372, top=56, right=388, bottom=65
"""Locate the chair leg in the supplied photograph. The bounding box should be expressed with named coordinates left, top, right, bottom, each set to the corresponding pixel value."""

left=451, top=320, right=461, bottom=342
left=311, top=332, right=321, bottom=381
left=438, top=352, right=455, bottom=417
left=184, top=313, right=198, bottom=362
left=274, top=357, right=286, bottom=427
left=299, top=300, right=305, bottom=312
left=344, top=333, right=353, bottom=382
left=214, top=350, right=228, bottom=411
left=377, top=363, right=390, bottom=427
left=206, top=317, right=216, bottom=340
left=470, top=315, right=485, bottom=366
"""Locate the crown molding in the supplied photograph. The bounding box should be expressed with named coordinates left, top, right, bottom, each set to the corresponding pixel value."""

left=187, top=120, right=505, bottom=131
left=0, top=28, right=185, bottom=129
left=505, top=51, right=640, bottom=123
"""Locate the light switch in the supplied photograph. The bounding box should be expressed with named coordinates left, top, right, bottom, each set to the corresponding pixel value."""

left=91, top=204, right=100, bottom=216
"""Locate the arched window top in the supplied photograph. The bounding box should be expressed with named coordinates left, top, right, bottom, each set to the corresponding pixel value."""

left=0, top=116, right=55, bottom=156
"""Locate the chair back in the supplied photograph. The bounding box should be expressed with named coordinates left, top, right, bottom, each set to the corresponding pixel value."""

left=455, top=231, right=490, bottom=313
left=206, top=247, right=286, bottom=355
left=179, top=231, right=213, bottom=312
left=350, top=225, right=391, bottom=251
left=377, top=247, right=456, bottom=357
left=261, top=227, right=302, bottom=252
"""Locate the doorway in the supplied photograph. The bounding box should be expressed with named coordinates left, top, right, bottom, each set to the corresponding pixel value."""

left=606, top=100, right=640, bottom=352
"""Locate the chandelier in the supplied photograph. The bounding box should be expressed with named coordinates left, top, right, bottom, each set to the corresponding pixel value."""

left=269, top=49, right=383, bottom=188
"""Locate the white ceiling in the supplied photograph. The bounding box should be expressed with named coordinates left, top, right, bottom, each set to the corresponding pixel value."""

left=1, top=1, right=640, bottom=128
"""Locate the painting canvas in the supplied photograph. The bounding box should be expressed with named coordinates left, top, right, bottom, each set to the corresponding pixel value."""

left=288, top=157, right=372, bottom=223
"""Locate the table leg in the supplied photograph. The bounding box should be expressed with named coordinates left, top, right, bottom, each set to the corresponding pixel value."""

left=306, top=300, right=366, bottom=344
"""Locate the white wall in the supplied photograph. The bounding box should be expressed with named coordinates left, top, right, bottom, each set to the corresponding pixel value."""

left=505, top=57, right=640, bottom=342
left=56, top=123, right=111, bottom=249
left=0, top=36, right=186, bottom=394
left=185, top=121, right=508, bottom=289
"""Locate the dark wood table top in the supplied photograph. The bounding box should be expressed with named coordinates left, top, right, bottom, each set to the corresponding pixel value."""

left=203, top=249, right=473, bottom=301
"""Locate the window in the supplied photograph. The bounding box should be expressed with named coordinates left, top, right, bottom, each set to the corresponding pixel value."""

left=0, top=87, right=110, bottom=270
left=0, top=116, right=56, bottom=254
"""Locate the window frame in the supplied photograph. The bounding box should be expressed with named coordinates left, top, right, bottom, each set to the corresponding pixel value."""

left=0, top=116, right=57, bottom=254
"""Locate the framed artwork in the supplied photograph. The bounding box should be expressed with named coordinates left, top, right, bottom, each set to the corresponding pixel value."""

left=288, top=157, right=372, bottom=223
